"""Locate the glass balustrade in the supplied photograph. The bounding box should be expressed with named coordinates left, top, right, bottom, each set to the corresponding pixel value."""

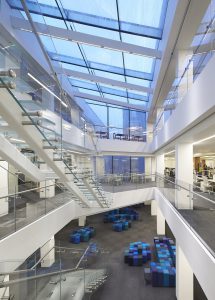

left=0, top=182, right=72, bottom=240
left=0, top=243, right=109, bottom=300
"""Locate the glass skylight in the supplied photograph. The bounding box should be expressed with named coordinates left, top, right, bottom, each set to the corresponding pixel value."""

left=7, top=0, right=168, bottom=114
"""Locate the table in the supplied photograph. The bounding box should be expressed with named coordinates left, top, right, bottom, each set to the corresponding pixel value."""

left=96, top=131, right=109, bottom=139
left=113, top=133, right=128, bottom=140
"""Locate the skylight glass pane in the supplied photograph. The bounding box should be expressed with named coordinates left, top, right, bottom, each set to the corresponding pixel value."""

left=121, top=33, right=158, bottom=48
left=118, top=0, right=165, bottom=28
left=61, top=0, right=117, bottom=19
left=126, top=77, right=150, bottom=87
left=124, top=53, right=154, bottom=73
left=88, top=103, right=108, bottom=126
left=43, top=38, right=83, bottom=59
left=93, top=70, right=125, bottom=81
left=62, top=64, right=89, bottom=74
left=81, top=44, right=124, bottom=68
left=129, top=99, right=146, bottom=105
left=103, top=94, right=128, bottom=103
left=72, top=23, right=120, bottom=41
left=77, top=88, right=101, bottom=97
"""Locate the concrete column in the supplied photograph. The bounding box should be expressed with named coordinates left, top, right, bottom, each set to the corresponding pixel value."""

left=40, top=180, right=55, bottom=198
left=176, top=50, right=193, bottom=104
left=175, top=143, right=193, bottom=209
left=40, top=237, right=55, bottom=267
left=146, top=122, right=153, bottom=143
left=0, top=161, right=9, bottom=216
left=78, top=216, right=86, bottom=227
left=151, top=200, right=157, bottom=216
left=39, top=164, right=55, bottom=198
left=95, top=156, right=105, bottom=177
left=157, top=205, right=165, bottom=235
left=145, top=156, right=156, bottom=182
left=176, top=242, right=193, bottom=300
left=156, top=154, right=165, bottom=175
left=0, top=275, right=9, bottom=299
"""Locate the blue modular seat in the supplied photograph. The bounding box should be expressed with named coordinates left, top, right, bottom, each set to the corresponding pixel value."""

left=70, top=226, right=95, bottom=243
left=124, top=241, right=151, bottom=266
left=149, top=236, right=176, bottom=287
left=104, top=208, right=139, bottom=223
left=113, top=222, right=123, bottom=232
left=70, top=233, right=81, bottom=244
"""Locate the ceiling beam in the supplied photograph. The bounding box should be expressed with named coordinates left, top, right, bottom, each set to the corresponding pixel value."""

left=73, top=92, right=149, bottom=112
left=55, top=67, right=153, bottom=94
left=11, top=16, right=162, bottom=59
left=49, top=51, right=153, bottom=81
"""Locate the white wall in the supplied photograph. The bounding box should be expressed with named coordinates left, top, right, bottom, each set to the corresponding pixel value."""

left=152, top=52, right=215, bottom=151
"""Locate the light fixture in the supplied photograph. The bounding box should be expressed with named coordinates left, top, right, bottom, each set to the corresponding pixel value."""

left=165, top=150, right=175, bottom=155
left=193, top=134, right=215, bottom=145
left=27, top=73, right=68, bottom=108
left=63, top=124, right=72, bottom=130
left=10, top=137, right=25, bottom=143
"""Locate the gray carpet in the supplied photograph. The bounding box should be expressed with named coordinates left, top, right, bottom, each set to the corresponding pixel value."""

left=55, top=206, right=176, bottom=300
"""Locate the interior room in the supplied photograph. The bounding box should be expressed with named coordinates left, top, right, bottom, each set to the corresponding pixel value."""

left=0, top=0, right=214, bottom=299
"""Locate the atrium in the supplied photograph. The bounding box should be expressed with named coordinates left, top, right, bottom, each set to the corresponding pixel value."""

left=0, top=0, right=214, bottom=299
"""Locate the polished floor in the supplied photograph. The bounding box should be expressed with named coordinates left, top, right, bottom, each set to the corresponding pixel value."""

left=56, top=205, right=176, bottom=300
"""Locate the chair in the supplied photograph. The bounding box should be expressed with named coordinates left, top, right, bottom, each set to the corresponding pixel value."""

left=200, top=176, right=213, bottom=193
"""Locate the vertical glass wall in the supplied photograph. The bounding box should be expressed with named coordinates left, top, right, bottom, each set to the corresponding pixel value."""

left=87, top=102, right=147, bottom=141
left=104, top=156, right=145, bottom=174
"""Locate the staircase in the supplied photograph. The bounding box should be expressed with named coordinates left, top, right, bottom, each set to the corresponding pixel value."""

left=0, top=85, right=112, bottom=209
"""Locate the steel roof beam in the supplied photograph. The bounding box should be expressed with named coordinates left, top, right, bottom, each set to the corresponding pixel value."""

left=55, top=67, right=153, bottom=94
left=11, top=16, right=162, bottom=59
left=73, top=91, right=149, bottom=112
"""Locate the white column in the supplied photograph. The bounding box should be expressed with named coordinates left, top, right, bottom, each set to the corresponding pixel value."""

left=157, top=205, right=165, bottom=235
left=95, top=156, right=105, bottom=177
left=151, top=200, right=157, bottom=216
left=176, top=242, right=193, bottom=300
left=39, top=164, right=55, bottom=198
left=40, top=180, right=55, bottom=198
left=0, top=161, right=9, bottom=216
left=79, top=215, right=86, bottom=227
left=40, top=237, right=55, bottom=267
left=156, top=154, right=165, bottom=175
left=146, top=122, right=153, bottom=143
left=151, top=157, right=156, bottom=181
left=0, top=275, right=9, bottom=299
left=175, top=143, right=193, bottom=209
left=145, top=156, right=156, bottom=182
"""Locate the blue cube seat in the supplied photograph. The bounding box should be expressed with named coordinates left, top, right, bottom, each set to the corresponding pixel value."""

left=149, top=236, right=176, bottom=287
left=70, top=226, right=95, bottom=243
left=70, top=233, right=81, bottom=244
left=124, top=241, right=151, bottom=266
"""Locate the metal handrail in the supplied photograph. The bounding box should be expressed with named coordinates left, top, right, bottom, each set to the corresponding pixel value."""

left=0, top=244, right=93, bottom=287
left=0, top=183, right=58, bottom=201
left=156, top=173, right=215, bottom=205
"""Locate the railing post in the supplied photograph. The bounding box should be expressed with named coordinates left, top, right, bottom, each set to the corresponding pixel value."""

left=45, top=180, right=47, bottom=214
left=14, top=185, right=16, bottom=232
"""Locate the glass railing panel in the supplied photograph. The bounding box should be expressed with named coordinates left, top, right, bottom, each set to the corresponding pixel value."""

left=94, top=124, right=147, bottom=142
left=155, top=173, right=215, bottom=257
left=0, top=183, right=73, bottom=241
left=98, top=173, right=156, bottom=193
